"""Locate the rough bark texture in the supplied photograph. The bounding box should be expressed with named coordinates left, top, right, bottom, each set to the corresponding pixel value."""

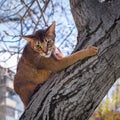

left=20, top=0, right=120, bottom=120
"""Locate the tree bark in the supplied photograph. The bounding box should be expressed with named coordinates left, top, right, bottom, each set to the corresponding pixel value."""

left=20, top=0, right=120, bottom=120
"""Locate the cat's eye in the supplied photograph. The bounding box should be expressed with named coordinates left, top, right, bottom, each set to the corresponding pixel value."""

left=47, top=40, right=51, bottom=45
left=47, top=40, right=54, bottom=47
left=35, top=41, right=41, bottom=49
left=36, top=44, right=41, bottom=48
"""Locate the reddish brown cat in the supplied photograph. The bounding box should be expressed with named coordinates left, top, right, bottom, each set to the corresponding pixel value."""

left=14, top=22, right=98, bottom=108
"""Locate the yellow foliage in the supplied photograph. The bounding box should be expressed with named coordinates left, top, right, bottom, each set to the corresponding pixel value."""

left=90, top=111, right=120, bottom=120
left=103, top=111, right=120, bottom=120
left=90, top=80, right=120, bottom=120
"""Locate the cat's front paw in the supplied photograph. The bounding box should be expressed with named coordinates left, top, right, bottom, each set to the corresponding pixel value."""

left=86, top=46, right=98, bottom=57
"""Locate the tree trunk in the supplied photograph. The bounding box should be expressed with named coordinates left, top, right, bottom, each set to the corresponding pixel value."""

left=20, top=0, right=120, bottom=120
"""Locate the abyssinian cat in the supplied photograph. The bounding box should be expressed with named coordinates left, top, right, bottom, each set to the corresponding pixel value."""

left=14, top=22, right=98, bottom=108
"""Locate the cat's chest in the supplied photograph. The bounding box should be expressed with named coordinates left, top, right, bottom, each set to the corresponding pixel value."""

left=17, top=57, right=38, bottom=78
left=17, top=56, right=51, bottom=83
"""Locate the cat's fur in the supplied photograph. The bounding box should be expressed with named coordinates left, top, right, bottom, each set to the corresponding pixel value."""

left=14, top=22, right=98, bottom=108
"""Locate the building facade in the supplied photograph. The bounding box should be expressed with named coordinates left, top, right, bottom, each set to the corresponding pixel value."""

left=0, top=66, right=23, bottom=120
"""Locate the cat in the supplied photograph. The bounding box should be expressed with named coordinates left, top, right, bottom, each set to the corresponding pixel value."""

left=14, top=21, right=98, bottom=108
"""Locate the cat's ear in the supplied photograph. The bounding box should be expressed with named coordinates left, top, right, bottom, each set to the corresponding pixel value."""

left=21, top=35, right=34, bottom=42
left=46, top=21, right=56, bottom=38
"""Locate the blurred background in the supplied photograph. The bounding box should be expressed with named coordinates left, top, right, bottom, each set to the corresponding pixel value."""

left=0, top=0, right=119, bottom=120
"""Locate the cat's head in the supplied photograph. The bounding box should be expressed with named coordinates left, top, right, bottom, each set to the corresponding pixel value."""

left=22, top=22, right=56, bottom=57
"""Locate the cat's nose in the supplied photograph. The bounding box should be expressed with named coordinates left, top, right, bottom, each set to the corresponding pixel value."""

left=42, top=48, right=47, bottom=53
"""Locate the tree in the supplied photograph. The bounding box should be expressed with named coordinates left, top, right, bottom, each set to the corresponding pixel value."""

left=14, top=0, right=120, bottom=119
